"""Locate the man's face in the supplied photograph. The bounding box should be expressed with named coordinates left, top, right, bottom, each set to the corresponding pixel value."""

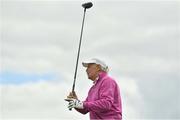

left=86, top=63, right=100, bottom=80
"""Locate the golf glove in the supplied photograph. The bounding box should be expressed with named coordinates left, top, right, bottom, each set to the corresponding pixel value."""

left=68, top=99, right=84, bottom=109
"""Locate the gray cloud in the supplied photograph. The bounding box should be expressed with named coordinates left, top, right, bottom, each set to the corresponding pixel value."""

left=1, top=0, right=179, bottom=119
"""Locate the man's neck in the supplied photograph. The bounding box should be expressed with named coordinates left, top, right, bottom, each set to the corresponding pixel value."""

left=93, top=76, right=99, bottom=84
left=91, top=72, right=100, bottom=81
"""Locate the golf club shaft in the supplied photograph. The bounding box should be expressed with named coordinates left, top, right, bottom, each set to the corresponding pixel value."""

left=72, top=8, right=87, bottom=92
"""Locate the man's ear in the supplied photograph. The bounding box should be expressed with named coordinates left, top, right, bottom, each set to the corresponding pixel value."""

left=97, top=64, right=101, bottom=71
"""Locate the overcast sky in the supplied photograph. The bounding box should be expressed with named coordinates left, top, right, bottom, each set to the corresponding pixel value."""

left=0, top=0, right=180, bottom=120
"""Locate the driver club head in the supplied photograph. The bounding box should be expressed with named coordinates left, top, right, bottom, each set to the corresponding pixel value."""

left=82, top=2, right=93, bottom=9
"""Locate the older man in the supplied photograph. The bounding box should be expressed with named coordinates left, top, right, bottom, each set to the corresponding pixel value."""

left=66, top=58, right=122, bottom=120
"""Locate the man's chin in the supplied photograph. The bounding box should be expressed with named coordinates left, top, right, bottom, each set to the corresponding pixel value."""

left=88, top=76, right=93, bottom=81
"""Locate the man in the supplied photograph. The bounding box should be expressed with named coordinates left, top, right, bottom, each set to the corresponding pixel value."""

left=66, top=58, right=122, bottom=120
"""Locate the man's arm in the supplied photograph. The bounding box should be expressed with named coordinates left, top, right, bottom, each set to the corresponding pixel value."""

left=83, top=79, right=115, bottom=112
left=75, top=107, right=89, bottom=114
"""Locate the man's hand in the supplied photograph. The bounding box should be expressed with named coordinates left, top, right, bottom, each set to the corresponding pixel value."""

left=65, top=91, right=81, bottom=110
left=68, top=98, right=84, bottom=109
left=67, top=91, right=78, bottom=99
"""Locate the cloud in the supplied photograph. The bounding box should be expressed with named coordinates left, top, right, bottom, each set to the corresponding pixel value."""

left=0, top=81, right=88, bottom=119
left=0, top=75, right=144, bottom=119
left=1, top=0, right=179, bottom=119
left=117, top=76, right=144, bottom=119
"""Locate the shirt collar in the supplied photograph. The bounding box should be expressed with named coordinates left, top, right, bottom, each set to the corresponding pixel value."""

left=93, top=76, right=99, bottom=85
left=92, top=71, right=107, bottom=85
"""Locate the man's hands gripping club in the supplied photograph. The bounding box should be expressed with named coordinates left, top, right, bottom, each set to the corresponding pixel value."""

left=65, top=91, right=84, bottom=110
left=68, top=98, right=84, bottom=109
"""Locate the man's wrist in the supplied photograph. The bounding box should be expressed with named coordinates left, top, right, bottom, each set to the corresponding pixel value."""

left=76, top=100, right=84, bottom=109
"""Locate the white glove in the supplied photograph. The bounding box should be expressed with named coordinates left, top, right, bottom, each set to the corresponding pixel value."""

left=68, top=99, right=84, bottom=109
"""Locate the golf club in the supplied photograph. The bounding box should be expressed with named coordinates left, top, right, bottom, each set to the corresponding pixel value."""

left=72, top=2, right=93, bottom=92
left=65, top=2, right=93, bottom=110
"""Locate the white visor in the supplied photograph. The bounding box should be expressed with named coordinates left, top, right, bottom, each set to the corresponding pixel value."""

left=82, top=58, right=109, bottom=72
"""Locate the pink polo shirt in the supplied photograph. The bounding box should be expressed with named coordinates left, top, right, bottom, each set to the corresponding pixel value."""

left=76, top=71, right=122, bottom=120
